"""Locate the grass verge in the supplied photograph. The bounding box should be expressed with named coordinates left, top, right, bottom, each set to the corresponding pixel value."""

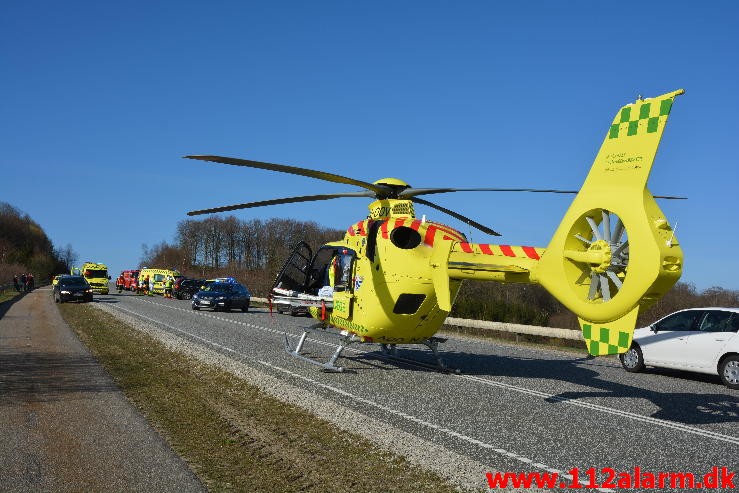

left=58, top=303, right=469, bottom=493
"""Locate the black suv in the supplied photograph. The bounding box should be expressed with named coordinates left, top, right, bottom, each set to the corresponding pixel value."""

left=191, top=281, right=251, bottom=312
left=53, top=275, right=93, bottom=303
left=173, top=278, right=205, bottom=300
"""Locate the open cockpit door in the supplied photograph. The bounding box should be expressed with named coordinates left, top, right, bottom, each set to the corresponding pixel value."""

left=272, top=241, right=313, bottom=294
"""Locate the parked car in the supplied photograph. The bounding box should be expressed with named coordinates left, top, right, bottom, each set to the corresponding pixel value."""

left=53, top=275, right=93, bottom=303
left=619, top=307, right=739, bottom=389
left=191, top=279, right=251, bottom=312
left=173, top=278, right=205, bottom=300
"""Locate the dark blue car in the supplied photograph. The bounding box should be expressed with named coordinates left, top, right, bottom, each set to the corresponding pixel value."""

left=191, top=279, right=250, bottom=312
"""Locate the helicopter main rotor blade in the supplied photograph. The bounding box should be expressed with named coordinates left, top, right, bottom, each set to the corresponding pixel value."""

left=400, top=188, right=686, bottom=200
left=185, top=155, right=388, bottom=195
left=401, top=187, right=579, bottom=197
left=188, top=191, right=375, bottom=216
left=411, top=197, right=501, bottom=236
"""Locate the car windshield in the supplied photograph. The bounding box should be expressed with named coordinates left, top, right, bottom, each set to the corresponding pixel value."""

left=202, top=283, right=234, bottom=293
left=62, top=277, right=88, bottom=286
left=84, top=269, right=107, bottom=278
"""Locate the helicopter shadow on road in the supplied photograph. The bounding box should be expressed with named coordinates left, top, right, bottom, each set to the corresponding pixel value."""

left=356, top=346, right=739, bottom=426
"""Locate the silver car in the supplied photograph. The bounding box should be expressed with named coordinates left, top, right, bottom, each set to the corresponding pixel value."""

left=620, top=307, right=739, bottom=389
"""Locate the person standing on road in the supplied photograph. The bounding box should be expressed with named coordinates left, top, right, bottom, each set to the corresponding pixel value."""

left=20, top=274, right=27, bottom=293
left=147, top=276, right=154, bottom=296
left=13, top=275, right=20, bottom=292
left=164, top=276, right=174, bottom=299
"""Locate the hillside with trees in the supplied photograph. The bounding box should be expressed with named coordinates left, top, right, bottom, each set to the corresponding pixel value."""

left=0, top=202, right=72, bottom=284
left=143, top=214, right=739, bottom=329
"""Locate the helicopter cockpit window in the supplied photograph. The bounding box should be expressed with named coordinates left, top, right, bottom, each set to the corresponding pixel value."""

left=330, top=250, right=355, bottom=291
left=306, top=247, right=356, bottom=294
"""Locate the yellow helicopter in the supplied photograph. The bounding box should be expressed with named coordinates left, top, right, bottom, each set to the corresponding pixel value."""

left=187, top=89, right=685, bottom=372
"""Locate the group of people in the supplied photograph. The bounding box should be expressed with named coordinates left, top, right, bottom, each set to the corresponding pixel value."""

left=12, top=273, right=34, bottom=293
left=115, top=274, right=175, bottom=298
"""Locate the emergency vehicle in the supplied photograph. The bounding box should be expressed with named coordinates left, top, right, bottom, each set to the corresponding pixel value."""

left=138, top=268, right=182, bottom=295
left=121, top=270, right=140, bottom=290
left=74, top=262, right=110, bottom=294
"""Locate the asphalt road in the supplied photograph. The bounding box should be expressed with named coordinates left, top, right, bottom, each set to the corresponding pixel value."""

left=0, top=289, right=205, bottom=493
left=96, top=290, right=739, bottom=492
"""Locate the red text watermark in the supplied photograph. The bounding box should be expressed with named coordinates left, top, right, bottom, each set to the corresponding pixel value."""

left=486, top=466, right=736, bottom=490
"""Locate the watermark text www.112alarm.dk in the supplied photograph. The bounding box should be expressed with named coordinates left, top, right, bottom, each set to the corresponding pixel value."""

left=486, top=466, right=736, bottom=489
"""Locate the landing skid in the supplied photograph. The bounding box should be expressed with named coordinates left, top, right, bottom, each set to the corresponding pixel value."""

left=284, top=326, right=457, bottom=373
left=379, top=337, right=460, bottom=374
left=284, top=325, right=360, bottom=372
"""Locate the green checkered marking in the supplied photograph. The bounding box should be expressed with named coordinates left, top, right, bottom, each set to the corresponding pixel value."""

left=639, top=102, right=651, bottom=119
left=660, top=98, right=672, bottom=116
left=581, top=323, right=632, bottom=355
left=619, top=107, right=631, bottom=123
left=618, top=330, right=630, bottom=348
left=608, top=98, right=672, bottom=139
left=582, top=324, right=592, bottom=339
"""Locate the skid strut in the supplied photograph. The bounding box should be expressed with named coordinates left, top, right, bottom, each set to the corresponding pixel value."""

left=379, top=337, right=458, bottom=373
left=284, top=326, right=359, bottom=372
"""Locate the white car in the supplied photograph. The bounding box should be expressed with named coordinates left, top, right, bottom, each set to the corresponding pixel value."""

left=619, top=307, right=739, bottom=389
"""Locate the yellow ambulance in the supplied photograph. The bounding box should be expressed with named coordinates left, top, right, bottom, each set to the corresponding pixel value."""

left=74, top=262, right=110, bottom=294
left=138, top=268, right=183, bottom=295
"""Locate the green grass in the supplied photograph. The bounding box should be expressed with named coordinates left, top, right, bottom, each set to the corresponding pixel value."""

left=59, top=303, right=470, bottom=493
left=0, top=288, right=20, bottom=304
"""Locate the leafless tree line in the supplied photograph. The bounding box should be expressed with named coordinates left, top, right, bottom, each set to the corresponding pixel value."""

left=140, top=216, right=343, bottom=294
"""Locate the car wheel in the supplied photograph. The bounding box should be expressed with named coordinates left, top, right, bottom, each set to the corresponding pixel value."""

left=184, top=292, right=192, bottom=300
left=719, top=355, right=739, bottom=390
left=619, top=345, right=645, bottom=373
left=241, top=303, right=249, bottom=312
left=192, top=305, right=199, bottom=311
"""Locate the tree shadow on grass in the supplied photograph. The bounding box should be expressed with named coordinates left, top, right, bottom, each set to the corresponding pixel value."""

left=0, top=351, right=119, bottom=403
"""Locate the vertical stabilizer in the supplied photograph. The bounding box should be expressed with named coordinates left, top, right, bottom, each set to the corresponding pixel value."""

left=534, top=90, right=684, bottom=355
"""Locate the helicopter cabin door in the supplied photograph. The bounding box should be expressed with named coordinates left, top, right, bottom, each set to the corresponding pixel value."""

left=328, top=248, right=356, bottom=318
left=272, top=241, right=313, bottom=294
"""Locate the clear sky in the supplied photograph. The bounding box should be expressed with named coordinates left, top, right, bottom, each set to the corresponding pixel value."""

left=2, top=1, right=737, bottom=291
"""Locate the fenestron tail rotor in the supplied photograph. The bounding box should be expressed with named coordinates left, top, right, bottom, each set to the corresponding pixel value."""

left=565, top=209, right=629, bottom=302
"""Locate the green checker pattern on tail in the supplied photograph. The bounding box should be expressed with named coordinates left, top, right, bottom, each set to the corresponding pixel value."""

left=608, top=98, right=673, bottom=140
left=582, top=323, right=632, bottom=355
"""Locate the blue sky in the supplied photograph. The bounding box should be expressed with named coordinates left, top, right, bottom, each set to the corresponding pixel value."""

left=2, top=1, right=737, bottom=291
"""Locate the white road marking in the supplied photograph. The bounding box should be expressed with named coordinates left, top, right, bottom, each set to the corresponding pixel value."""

left=113, top=297, right=739, bottom=447
left=105, top=300, right=605, bottom=490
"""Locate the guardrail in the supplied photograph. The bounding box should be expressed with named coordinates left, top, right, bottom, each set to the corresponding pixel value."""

left=251, top=296, right=583, bottom=341
left=443, top=317, right=583, bottom=341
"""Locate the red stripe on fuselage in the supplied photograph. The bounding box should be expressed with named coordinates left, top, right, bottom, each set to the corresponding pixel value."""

left=424, top=225, right=438, bottom=246
left=500, top=245, right=516, bottom=257
left=522, top=246, right=540, bottom=260
left=479, top=244, right=494, bottom=255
